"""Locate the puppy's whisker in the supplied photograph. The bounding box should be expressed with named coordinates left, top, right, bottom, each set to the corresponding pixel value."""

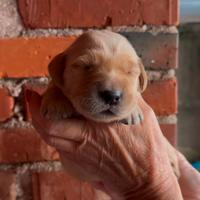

left=79, top=97, right=109, bottom=114
left=78, top=98, right=99, bottom=112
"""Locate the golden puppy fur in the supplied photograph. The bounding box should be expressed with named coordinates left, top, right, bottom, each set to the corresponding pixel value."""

left=41, top=30, right=179, bottom=178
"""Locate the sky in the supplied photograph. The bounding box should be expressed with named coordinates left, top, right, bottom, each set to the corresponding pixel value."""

left=181, top=0, right=200, bottom=23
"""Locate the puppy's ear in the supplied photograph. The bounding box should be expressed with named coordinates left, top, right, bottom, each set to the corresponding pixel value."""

left=138, top=59, right=147, bottom=92
left=48, top=53, right=66, bottom=88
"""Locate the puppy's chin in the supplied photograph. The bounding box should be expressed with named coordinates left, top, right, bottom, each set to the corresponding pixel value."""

left=83, top=112, right=122, bottom=123
left=80, top=112, right=126, bottom=123
left=73, top=105, right=134, bottom=123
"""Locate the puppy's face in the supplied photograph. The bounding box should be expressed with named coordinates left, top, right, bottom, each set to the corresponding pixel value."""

left=49, top=30, right=147, bottom=122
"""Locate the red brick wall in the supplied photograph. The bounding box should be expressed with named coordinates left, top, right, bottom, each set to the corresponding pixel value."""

left=0, top=0, right=179, bottom=199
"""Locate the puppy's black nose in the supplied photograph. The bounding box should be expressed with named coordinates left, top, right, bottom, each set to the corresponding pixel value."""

left=99, top=90, right=122, bottom=106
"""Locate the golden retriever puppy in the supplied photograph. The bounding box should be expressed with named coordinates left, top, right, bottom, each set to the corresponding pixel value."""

left=41, top=30, right=146, bottom=124
left=41, top=30, right=179, bottom=178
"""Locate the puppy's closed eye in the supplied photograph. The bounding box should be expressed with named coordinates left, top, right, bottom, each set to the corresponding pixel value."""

left=72, top=62, right=95, bottom=72
left=83, top=64, right=94, bottom=71
left=126, top=67, right=140, bottom=76
left=71, top=54, right=97, bottom=72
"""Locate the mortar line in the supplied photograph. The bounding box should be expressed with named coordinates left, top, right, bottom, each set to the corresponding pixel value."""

left=2, top=25, right=178, bottom=39
left=0, top=161, right=63, bottom=172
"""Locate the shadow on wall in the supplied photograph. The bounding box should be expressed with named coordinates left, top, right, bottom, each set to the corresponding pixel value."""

left=178, top=23, right=200, bottom=161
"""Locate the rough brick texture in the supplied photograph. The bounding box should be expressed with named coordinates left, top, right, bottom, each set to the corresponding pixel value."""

left=0, top=0, right=23, bottom=38
left=17, top=0, right=179, bottom=28
left=0, top=128, right=59, bottom=164
left=0, top=87, right=14, bottom=122
left=0, top=33, right=178, bottom=78
left=32, top=171, right=95, bottom=200
left=143, top=78, right=177, bottom=116
left=0, top=171, right=17, bottom=200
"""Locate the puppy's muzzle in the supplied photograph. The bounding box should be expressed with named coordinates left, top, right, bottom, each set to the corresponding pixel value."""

left=98, top=90, right=122, bottom=106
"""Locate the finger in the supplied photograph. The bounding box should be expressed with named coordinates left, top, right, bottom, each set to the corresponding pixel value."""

left=26, top=90, right=51, bottom=129
left=31, top=118, right=52, bottom=143
left=177, top=152, right=200, bottom=197
left=48, top=118, right=89, bottom=142
left=47, top=135, right=79, bottom=153
left=32, top=114, right=82, bottom=150
left=26, top=90, right=88, bottom=142
left=178, top=152, right=200, bottom=178
left=26, top=89, right=41, bottom=117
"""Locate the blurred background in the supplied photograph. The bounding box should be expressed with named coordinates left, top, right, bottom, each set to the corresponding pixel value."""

left=178, top=0, right=200, bottom=162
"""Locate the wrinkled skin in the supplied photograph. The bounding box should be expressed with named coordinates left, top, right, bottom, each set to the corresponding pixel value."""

left=27, top=90, right=200, bottom=200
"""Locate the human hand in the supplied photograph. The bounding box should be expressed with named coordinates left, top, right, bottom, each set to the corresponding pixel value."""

left=26, top=90, right=183, bottom=200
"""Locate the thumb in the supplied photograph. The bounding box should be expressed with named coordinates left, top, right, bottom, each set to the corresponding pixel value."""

left=26, top=89, right=42, bottom=120
left=25, top=89, right=51, bottom=134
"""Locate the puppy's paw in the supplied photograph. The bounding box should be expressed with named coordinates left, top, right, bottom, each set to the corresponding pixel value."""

left=41, top=85, right=76, bottom=120
left=131, top=106, right=144, bottom=124
left=120, top=106, right=143, bottom=125
left=41, top=98, right=75, bottom=120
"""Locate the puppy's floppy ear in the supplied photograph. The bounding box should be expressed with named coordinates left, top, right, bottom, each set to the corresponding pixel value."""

left=138, top=58, right=147, bottom=92
left=48, top=53, right=66, bottom=88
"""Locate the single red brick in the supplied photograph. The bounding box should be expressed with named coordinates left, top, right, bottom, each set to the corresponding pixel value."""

left=122, top=32, right=178, bottom=69
left=142, top=0, right=179, bottom=26
left=0, top=88, right=14, bottom=122
left=17, top=0, right=179, bottom=28
left=143, top=78, right=177, bottom=116
left=160, top=124, right=177, bottom=146
left=0, top=171, right=17, bottom=200
left=0, top=128, right=59, bottom=164
left=172, top=0, right=180, bottom=26
left=0, top=37, right=76, bottom=78
left=32, top=171, right=95, bottom=200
